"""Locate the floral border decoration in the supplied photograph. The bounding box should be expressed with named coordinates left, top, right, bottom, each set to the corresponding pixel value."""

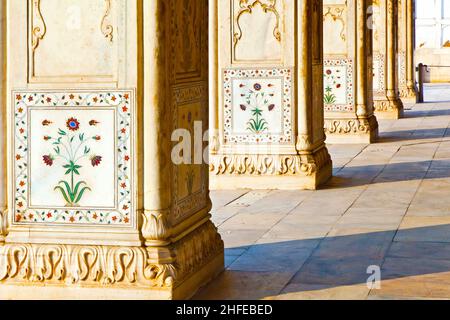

left=373, top=53, right=386, bottom=94
left=323, top=59, right=354, bottom=112
left=13, top=91, right=134, bottom=226
left=223, top=68, right=293, bottom=145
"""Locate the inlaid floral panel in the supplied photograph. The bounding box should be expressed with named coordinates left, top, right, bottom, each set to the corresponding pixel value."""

left=373, top=53, right=386, bottom=93
left=323, top=59, right=354, bottom=112
left=13, top=91, right=135, bottom=226
left=223, top=68, right=293, bottom=144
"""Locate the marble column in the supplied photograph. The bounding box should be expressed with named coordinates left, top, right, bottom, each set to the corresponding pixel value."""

left=210, top=0, right=332, bottom=190
left=0, top=0, right=223, bottom=300
left=398, top=0, right=418, bottom=104
left=323, top=0, right=379, bottom=144
left=373, top=0, right=404, bottom=119
left=0, top=0, right=5, bottom=243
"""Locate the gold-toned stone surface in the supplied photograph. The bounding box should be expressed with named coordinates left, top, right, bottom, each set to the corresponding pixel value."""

left=0, top=0, right=224, bottom=300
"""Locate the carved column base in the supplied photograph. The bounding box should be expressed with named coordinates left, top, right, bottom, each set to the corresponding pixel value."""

left=209, top=147, right=332, bottom=190
left=399, top=87, right=418, bottom=105
left=324, top=115, right=379, bottom=144
left=0, top=220, right=224, bottom=300
left=374, top=98, right=404, bottom=120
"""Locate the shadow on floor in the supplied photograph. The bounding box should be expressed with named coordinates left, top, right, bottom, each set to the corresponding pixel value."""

left=194, top=224, right=450, bottom=300
left=376, top=128, right=450, bottom=143
left=324, top=159, right=450, bottom=189
left=403, top=108, right=450, bottom=118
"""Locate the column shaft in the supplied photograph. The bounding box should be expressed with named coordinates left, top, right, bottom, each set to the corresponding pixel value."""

left=373, top=0, right=404, bottom=119
left=0, top=0, right=5, bottom=242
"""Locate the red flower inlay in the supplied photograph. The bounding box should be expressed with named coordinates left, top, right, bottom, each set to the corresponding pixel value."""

left=89, top=120, right=100, bottom=126
left=93, top=135, right=101, bottom=141
left=268, top=104, right=275, bottom=112
left=91, top=155, right=102, bottom=167
left=42, top=120, right=53, bottom=126
left=66, top=118, right=80, bottom=131
left=43, top=155, right=54, bottom=166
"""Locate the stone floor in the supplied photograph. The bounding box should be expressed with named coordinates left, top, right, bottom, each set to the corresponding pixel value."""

left=194, top=91, right=450, bottom=300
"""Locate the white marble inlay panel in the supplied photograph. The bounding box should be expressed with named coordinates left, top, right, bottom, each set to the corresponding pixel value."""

left=13, top=91, right=134, bottom=226
left=223, top=68, right=293, bottom=145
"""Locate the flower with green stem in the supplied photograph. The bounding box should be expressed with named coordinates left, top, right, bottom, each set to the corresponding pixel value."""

left=42, top=118, right=102, bottom=207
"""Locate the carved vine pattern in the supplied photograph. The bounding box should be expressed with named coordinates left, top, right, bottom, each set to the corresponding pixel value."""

left=234, top=0, right=282, bottom=49
left=101, top=0, right=114, bottom=42
left=323, top=5, right=346, bottom=42
left=31, top=0, right=47, bottom=52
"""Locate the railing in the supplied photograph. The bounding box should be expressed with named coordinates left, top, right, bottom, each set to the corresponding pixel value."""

left=416, top=64, right=450, bottom=103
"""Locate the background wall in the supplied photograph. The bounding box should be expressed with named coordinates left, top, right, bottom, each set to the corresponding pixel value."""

left=415, top=0, right=450, bottom=82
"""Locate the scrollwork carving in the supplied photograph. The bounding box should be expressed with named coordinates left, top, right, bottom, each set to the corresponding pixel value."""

left=101, top=0, right=114, bottom=42
left=234, top=0, right=282, bottom=49
left=31, top=0, right=47, bottom=52
left=323, top=5, right=346, bottom=42
left=210, top=150, right=332, bottom=177
left=0, top=221, right=224, bottom=290
left=325, top=118, right=378, bottom=135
